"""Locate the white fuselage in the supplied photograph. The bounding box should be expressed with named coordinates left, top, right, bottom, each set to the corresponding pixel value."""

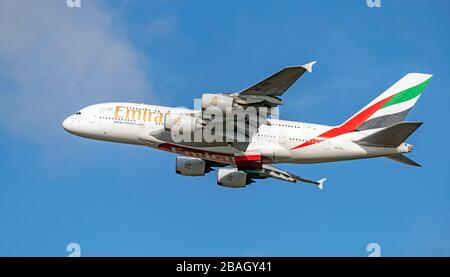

left=62, top=102, right=411, bottom=165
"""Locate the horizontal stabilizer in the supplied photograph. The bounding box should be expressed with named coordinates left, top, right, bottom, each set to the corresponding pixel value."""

left=354, top=121, right=422, bottom=148
left=385, top=153, right=421, bottom=167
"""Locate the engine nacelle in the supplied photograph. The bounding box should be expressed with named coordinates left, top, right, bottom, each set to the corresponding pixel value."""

left=217, top=168, right=248, bottom=188
left=165, top=113, right=203, bottom=133
left=175, top=156, right=206, bottom=176
left=201, top=93, right=234, bottom=112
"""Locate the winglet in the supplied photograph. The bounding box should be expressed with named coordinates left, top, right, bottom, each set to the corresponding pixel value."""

left=302, top=61, right=317, bottom=73
left=317, top=178, right=326, bottom=190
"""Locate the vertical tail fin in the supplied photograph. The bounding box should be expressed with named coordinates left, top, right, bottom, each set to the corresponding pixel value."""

left=342, top=73, right=432, bottom=131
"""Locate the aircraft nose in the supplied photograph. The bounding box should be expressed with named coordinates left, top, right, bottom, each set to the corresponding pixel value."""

left=62, top=117, right=74, bottom=133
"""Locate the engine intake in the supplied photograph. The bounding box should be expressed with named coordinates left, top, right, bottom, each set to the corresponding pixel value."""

left=175, top=156, right=207, bottom=176
left=217, top=168, right=248, bottom=188
left=201, top=93, right=234, bottom=113
left=165, top=113, right=203, bottom=133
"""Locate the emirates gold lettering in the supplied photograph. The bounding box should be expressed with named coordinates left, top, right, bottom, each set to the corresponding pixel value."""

left=126, top=109, right=141, bottom=121
left=154, top=112, right=164, bottom=123
left=114, top=106, right=125, bottom=118
left=114, top=106, right=164, bottom=123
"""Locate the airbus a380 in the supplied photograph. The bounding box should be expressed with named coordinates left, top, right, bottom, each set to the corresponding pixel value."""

left=62, top=62, right=432, bottom=189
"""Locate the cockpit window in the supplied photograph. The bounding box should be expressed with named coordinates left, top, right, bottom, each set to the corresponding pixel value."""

left=75, top=112, right=82, bottom=115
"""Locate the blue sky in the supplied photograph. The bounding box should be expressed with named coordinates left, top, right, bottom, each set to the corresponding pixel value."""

left=0, top=0, right=449, bottom=256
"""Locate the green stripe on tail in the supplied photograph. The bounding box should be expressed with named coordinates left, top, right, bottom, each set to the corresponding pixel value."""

left=381, top=78, right=431, bottom=109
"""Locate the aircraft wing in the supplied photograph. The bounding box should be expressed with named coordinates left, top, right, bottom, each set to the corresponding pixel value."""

left=236, top=61, right=316, bottom=108
left=242, top=164, right=326, bottom=189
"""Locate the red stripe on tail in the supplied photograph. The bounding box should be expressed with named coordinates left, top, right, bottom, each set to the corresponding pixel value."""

left=291, top=94, right=395, bottom=150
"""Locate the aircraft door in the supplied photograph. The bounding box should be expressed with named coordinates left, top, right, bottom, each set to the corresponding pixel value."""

left=279, top=132, right=286, bottom=144
left=88, top=113, right=97, bottom=123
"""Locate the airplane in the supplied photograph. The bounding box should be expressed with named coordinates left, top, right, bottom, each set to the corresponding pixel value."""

left=62, top=61, right=432, bottom=189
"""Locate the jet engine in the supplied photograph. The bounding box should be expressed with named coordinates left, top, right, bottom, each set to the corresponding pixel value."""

left=164, top=113, right=203, bottom=133
left=201, top=93, right=235, bottom=112
left=175, top=156, right=207, bottom=176
left=217, top=168, right=249, bottom=188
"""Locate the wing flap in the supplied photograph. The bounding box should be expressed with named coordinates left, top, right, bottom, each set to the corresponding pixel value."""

left=243, top=164, right=325, bottom=188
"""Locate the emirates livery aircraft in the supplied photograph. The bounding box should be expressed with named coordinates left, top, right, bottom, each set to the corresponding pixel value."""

left=62, top=62, right=432, bottom=189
